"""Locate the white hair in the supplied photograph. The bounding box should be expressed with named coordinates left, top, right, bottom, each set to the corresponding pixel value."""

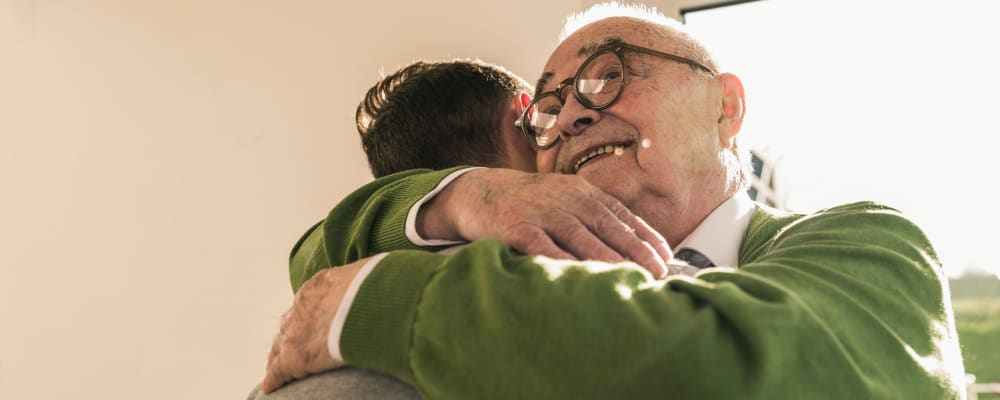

left=561, top=2, right=719, bottom=72
left=561, top=2, right=683, bottom=41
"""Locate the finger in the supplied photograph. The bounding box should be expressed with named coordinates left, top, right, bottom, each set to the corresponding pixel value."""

left=266, top=338, right=280, bottom=367
left=541, top=213, right=627, bottom=263
left=262, top=330, right=309, bottom=394
left=568, top=196, right=666, bottom=273
left=508, top=225, right=577, bottom=260
left=637, top=241, right=667, bottom=279
left=260, top=370, right=284, bottom=394
left=596, top=229, right=665, bottom=278
left=261, top=349, right=288, bottom=393
left=625, top=214, right=673, bottom=263
left=261, top=323, right=283, bottom=392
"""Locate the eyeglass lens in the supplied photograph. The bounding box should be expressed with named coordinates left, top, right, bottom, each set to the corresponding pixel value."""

left=524, top=51, right=625, bottom=148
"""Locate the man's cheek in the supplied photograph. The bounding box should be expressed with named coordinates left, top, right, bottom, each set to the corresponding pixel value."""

left=535, top=147, right=559, bottom=173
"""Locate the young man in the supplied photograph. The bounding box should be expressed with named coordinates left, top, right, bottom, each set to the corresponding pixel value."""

left=254, top=59, right=538, bottom=400
left=265, top=4, right=965, bottom=399
left=287, top=59, right=539, bottom=292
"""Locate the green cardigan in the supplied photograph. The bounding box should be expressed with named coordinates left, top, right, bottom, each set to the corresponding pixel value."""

left=289, top=168, right=965, bottom=398
left=289, top=167, right=468, bottom=292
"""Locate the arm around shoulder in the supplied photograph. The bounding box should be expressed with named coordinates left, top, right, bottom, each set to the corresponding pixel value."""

left=288, top=167, right=470, bottom=292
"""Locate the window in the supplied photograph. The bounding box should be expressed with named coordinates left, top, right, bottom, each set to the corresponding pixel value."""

left=685, top=0, right=1000, bottom=279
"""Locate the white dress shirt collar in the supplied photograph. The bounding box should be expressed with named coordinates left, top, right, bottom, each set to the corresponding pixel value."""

left=674, top=192, right=756, bottom=268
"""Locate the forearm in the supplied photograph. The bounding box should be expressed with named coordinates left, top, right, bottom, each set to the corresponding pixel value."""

left=289, top=167, right=468, bottom=292
left=344, top=242, right=862, bottom=399
left=339, top=204, right=963, bottom=399
left=293, top=167, right=677, bottom=293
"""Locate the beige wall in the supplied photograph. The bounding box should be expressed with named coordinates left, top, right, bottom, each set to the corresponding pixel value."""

left=0, top=0, right=700, bottom=398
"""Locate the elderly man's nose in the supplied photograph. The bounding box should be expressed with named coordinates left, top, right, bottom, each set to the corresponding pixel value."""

left=557, top=96, right=601, bottom=137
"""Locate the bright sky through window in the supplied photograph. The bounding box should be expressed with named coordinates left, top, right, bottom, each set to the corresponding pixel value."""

left=685, top=0, right=1000, bottom=278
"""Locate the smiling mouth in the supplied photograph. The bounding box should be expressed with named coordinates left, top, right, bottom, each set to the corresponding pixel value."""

left=568, top=142, right=633, bottom=174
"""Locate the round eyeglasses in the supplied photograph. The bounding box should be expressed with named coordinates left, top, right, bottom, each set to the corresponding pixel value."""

left=516, top=42, right=716, bottom=150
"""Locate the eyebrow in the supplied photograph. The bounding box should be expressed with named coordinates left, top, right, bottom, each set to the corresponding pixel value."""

left=578, top=36, right=624, bottom=58
left=535, top=36, right=626, bottom=95
left=533, top=72, right=554, bottom=97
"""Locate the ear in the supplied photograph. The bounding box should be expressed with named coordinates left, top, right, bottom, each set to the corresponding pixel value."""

left=517, top=92, right=531, bottom=115
left=716, top=73, right=745, bottom=150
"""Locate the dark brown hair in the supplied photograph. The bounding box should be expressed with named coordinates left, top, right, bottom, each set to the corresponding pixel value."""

left=356, top=60, right=531, bottom=177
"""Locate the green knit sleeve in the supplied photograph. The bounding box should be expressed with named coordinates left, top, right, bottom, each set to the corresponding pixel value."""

left=288, top=167, right=468, bottom=293
left=340, top=202, right=964, bottom=399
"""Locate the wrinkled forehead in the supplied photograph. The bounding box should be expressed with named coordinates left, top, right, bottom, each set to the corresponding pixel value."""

left=536, top=18, right=673, bottom=94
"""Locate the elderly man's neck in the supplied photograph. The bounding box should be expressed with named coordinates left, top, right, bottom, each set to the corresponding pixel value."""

left=631, top=188, right=735, bottom=247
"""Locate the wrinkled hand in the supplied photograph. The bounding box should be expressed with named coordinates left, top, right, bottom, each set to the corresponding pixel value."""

left=419, top=169, right=672, bottom=278
left=260, top=258, right=369, bottom=393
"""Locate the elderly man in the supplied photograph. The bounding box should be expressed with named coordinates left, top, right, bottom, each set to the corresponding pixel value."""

left=263, top=4, right=965, bottom=399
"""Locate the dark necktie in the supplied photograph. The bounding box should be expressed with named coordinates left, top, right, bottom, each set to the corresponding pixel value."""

left=674, top=248, right=715, bottom=268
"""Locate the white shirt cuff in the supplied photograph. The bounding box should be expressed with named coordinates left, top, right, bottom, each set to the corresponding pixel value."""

left=404, top=167, right=481, bottom=246
left=327, top=252, right=388, bottom=362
